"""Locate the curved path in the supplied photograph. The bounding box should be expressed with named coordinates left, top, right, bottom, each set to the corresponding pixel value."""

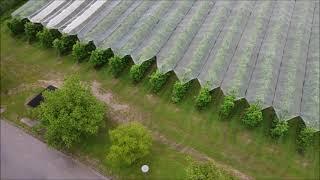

left=0, top=120, right=107, bottom=180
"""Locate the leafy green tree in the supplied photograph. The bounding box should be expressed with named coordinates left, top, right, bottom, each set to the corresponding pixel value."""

left=24, top=22, right=42, bottom=42
left=186, top=158, right=234, bottom=180
left=7, top=18, right=26, bottom=35
left=129, top=59, right=153, bottom=83
left=149, top=70, right=169, bottom=92
left=195, top=87, right=212, bottom=110
left=36, top=76, right=105, bottom=149
left=270, top=118, right=289, bottom=138
left=52, top=35, right=77, bottom=56
left=242, top=103, right=263, bottom=128
left=108, top=56, right=128, bottom=77
left=89, top=48, right=113, bottom=68
left=219, top=93, right=236, bottom=118
left=297, top=127, right=315, bottom=152
left=36, top=28, right=61, bottom=48
left=107, top=122, right=152, bottom=166
left=171, top=81, right=190, bottom=103
left=72, top=41, right=96, bottom=62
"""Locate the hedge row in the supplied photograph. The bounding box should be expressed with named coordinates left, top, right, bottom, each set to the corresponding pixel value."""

left=7, top=18, right=317, bottom=152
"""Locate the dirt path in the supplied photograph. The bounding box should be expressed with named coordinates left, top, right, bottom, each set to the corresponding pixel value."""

left=91, top=81, right=253, bottom=180
left=4, top=79, right=252, bottom=179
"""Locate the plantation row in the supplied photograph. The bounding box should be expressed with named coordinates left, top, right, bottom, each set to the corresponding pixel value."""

left=6, top=18, right=318, bottom=152
left=11, top=0, right=319, bottom=131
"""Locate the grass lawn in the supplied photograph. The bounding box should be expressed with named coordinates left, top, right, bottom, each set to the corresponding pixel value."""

left=1, top=19, right=319, bottom=179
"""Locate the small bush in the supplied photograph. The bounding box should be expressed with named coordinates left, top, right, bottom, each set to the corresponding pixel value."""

left=7, top=18, right=26, bottom=35
left=108, top=56, right=128, bottom=77
left=171, top=81, right=190, bottom=103
left=89, top=48, right=113, bottom=68
left=242, top=103, right=263, bottom=128
left=270, top=118, right=289, bottom=138
left=72, top=41, right=95, bottom=62
left=195, top=87, right=212, bottom=109
left=297, top=127, right=315, bottom=152
left=107, top=122, right=152, bottom=167
left=24, top=22, right=42, bottom=42
left=186, top=157, right=234, bottom=180
left=219, top=93, right=236, bottom=118
left=53, top=35, right=77, bottom=56
left=149, top=70, right=169, bottom=93
left=129, top=60, right=153, bottom=83
left=36, top=28, right=61, bottom=48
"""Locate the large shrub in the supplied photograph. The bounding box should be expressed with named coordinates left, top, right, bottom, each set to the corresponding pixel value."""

left=270, top=118, right=289, bottom=138
left=149, top=70, right=169, bottom=93
left=107, top=122, right=152, bottom=167
left=89, top=48, right=113, bottom=68
left=242, top=103, right=263, bottom=128
left=53, top=35, right=77, bottom=56
left=36, top=76, right=105, bottom=149
left=72, top=41, right=95, bottom=62
left=36, top=28, right=61, bottom=48
left=108, top=56, right=128, bottom=77
left=129, top=59, right=153, bottom=83
left=7, top=18, right=26, bottom=35
left=195, top=87, right=212, bottom=110
left=24, top=22, right=42, bottom=42
left=297, top=127, right=315, bottom=152
left=171, top=81, right=190, bottom=103
left=219, top=93, right=236, bottom=118
left=186, top=158, right=234, bottom=180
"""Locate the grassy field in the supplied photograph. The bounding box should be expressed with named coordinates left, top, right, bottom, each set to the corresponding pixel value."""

left=1, top=18, right=319, bottom=179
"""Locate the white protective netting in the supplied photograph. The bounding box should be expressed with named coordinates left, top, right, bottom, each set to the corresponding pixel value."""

left=197, top=1, right=256, bottom=89
left=11, top=0, right=320, bottom=130
left=46, top=0, right=90, bottom=29
left=300, top=2, right=320, bottom=129
left=272, top=1, right=315, bottom=120
left=131, top=0, right=195, bottom=64
left=220, top=1, right=275, bottom=98
left=106, top=1, right=174, bottom=56
left=245, top=1, right=295, bottom=108
left=156, top=0, right=215, bottom=73
left=11, top=0, right=50, bottom=19
left=30, top=0, right=68, bottom=23
left=62, top=0, right=108, bottom=35
left=173, top=1, right=235, bottom=83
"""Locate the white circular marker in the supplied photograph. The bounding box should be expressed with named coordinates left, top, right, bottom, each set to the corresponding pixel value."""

left=141, top=165, right=149, bottom=173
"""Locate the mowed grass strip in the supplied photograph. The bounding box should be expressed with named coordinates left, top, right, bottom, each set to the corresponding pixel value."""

left=1, top=21, right=319, bottom=179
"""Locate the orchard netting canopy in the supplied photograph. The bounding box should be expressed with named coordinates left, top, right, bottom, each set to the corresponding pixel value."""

left=12, top=0, right=320, bottom=130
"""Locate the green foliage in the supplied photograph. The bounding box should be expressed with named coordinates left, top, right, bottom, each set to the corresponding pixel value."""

left=242, top=103, right=263, bottom=128
left=89, top=48, right=113, bottom=68
left=108, top=56, right=128, bottom=77
left=171, top=81, right=190, bottom=103
left=36, top=76, right=105, bottom=149
left=36, top=28, right=61, bottom=48
left=129, top=60, right=153, bottom=83
left=219, top=93, right=236, bottom=118
left=0, top=0, right=26, bottom=17
left=72, top=41, right=95, bottom=62
left=297, top=127, right=315, bottom=152
left=270, top=118, right=289, bottom=138
left=195, top=87, right=212, bottom=110
left=186, top=158, right=234, bottom=180
left=24, top=22, right=42, bottom=42
left=149, top=70, right=169, bottom=93
left=107, top=122, right=152, bottom=167
left=7, top=18, right=26, bottom=35
left=52, top=35, right=77, bottom=56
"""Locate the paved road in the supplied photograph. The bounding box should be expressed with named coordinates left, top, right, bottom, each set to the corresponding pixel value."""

left=1, top=120, right=107, bottom=180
